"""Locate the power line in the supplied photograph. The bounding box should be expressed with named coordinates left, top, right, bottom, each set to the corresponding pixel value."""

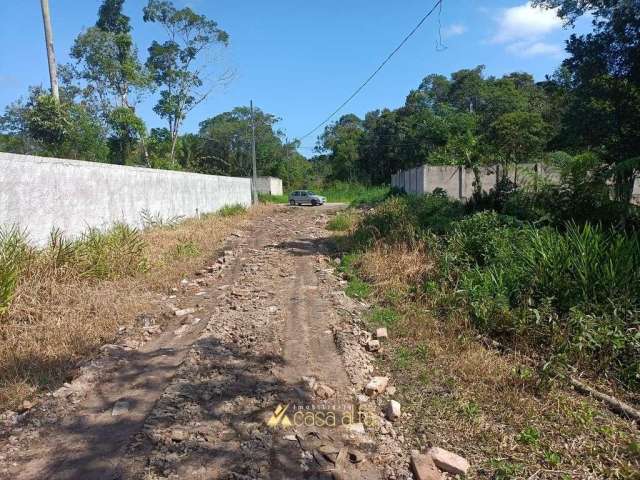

left=297, top=0, right=444, bottom=141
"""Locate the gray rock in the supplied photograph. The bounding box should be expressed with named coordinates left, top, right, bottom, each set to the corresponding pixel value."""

left=111, top=399, right=130, bottom=416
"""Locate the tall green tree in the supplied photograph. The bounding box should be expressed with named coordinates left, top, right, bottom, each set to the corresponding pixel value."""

left=317, top=114, right=364, bottom=182
left=534, top=0, right=640, bottom=203
left=490, top=111, right=549, bottom=167
left=196, top=106, right=287, bottom=178
left=0, top=87, right=108, bottom=161
left=70, top=0, right=148, bottom=110
left=143, top=0, right=230, bottom=164
left=70, top=0, right=149, bottom=163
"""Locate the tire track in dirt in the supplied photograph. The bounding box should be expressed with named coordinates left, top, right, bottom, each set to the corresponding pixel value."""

left=1, top=205, right=401, bottom=480
left=0, top=220, right=260, bottom=480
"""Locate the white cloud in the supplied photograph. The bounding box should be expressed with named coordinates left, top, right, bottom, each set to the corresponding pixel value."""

left=492, top=2, right=562, bottom=43
left=506, top=41, right=564, bottom=57
left=490, top=2, right=564, bottom=57
left=443, top=23, right=467, bottom=38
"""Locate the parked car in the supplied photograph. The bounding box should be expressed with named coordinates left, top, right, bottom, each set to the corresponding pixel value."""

left=288, top=190, right=326, bottom=206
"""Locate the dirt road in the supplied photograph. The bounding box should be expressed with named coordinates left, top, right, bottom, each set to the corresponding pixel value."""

left=0, top=205, right=410, bottom=480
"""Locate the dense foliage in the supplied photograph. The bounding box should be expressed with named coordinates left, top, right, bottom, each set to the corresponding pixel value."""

left=352, top=178, right=640, bottom=390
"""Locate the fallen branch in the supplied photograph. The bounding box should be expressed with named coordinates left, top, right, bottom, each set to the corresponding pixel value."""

left=478, top=335, right=640, bottom=425
left=568, top=376, right=640, bottom=423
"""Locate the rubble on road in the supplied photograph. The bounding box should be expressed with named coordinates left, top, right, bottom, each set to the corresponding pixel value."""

left=428, top=447, right=470, bottom=476
left=365, top=376, right=389, bottom=396
left=385, top=400, right=401, bottom=421
left=173, top=307, right=196, bottom=317
left=375, top=327, right=388, bottom=340
left=410, top=450, right=442, bottom=480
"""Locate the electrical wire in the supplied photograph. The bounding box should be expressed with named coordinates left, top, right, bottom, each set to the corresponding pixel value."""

left=297, top=0, right=444, bottom=141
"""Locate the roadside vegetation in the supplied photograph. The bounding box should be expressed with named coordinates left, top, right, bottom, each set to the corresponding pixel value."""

left=0, top=204, right=253, bottom=410
left=329, top=176, right=640, bottom=477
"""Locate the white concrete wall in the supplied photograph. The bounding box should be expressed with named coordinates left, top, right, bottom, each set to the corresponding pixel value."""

left=255, top=176, right=283, bottom=196
left=0, top=153, right=252, bottom=246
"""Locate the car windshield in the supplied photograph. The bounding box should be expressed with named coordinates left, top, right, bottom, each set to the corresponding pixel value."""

left=307, top=191, right=316, bottom=195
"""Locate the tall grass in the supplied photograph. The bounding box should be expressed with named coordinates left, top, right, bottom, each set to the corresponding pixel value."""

left=73, top=224, right=148, bottom=280
left=318, top=182, right=389, bottom=205
left=0, top=227, right=30, bottom=315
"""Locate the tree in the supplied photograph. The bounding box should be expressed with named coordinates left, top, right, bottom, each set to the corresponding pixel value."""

left=0, top=87, right=108, bottom=161
left=70, top=0, right=148, bottom=110
left=533, top=0, right=640, bottom=203
left=106, top=106, right=146, bottom=164
left=490, top=111, right=549, bottom=167
left=69, top=0, right=149, bottom=163
left=143, top=0, right=230, bottom=164
left=317, top=114, right=364, bottom=182
left=196, top=106, right=286, bottom=177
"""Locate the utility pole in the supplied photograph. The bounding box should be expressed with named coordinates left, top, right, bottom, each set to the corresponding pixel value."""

left=250, top=100, right=258, bottom=204
left=40, top=0, right=59, bottom=101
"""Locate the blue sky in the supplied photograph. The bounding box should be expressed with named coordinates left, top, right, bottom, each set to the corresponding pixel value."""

left=0, top=1, right=592, bottom=155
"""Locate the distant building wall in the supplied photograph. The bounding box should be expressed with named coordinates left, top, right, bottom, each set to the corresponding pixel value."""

left=392, top=163, right=640, bottom=202
left=255, top=176, right=283, bottom=196
left=0, top=152, right=252, bottom=246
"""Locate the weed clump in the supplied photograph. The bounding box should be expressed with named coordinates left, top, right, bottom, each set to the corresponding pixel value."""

left=218, top=204, right=246, bottom=217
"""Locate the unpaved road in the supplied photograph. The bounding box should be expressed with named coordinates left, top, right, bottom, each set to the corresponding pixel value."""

left=0, top=205, right=410, bottom=480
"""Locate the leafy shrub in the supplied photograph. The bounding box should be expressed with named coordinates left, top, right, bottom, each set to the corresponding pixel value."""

left=456, top=220, right=640, bottom=386
left=446, top=211, right=523, bottom=267
left=140, top=209, right=184, bottom=228
left=355, top=196, right=418, bottom=246
left=354, top=193, right=464, bottom=246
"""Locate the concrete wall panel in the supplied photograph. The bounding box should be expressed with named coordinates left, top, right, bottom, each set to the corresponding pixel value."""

left=0, top=153, right=252, bottom=246
left=255, top=176, right=283, bottom=196
left=425, top=166, right=460, bottom=198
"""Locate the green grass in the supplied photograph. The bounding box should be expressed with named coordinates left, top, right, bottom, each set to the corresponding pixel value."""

left=258, top=193, right=287, bottom=204
left=366, top=306, right=400, bottom=328
left=318, top=182, right=390, bottom=205
left=259, top=183, right=390, bottom=206
left=327, top=211, right=355, bottom=231
left=518, top=426, right=541, bottom=445
left=218, top=204, right=247, bottom=217
left=351, top=193, right=640, bottom=391
left=0, top=227, right=30, bottom=314
left=74, top=223, right=148, bottom=280
left=345, top=277, right=372, bottom=299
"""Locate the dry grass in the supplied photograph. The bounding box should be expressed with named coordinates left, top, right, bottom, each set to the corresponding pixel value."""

left=355, top=242, right=434, bottom=296
left=355, top=245, right=640, bottom=479
left=0, top=205, right=269, bottom=411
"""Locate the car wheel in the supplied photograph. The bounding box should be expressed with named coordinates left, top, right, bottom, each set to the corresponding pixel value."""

left=289, top=199, right=295, bottom=206
left=311, top=200, right=318, bottom=206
